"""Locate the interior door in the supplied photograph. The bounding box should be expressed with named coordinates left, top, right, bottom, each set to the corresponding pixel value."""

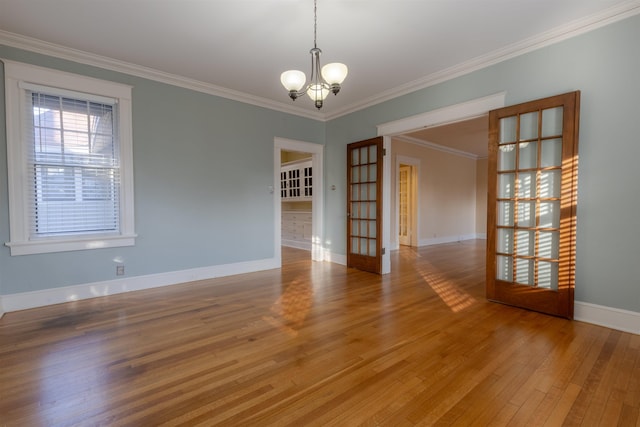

left=398, top=164, right=412, bottom=246
left=487, top=91, right=580, bottom=319
left=347, top=137, right=383, bottom=274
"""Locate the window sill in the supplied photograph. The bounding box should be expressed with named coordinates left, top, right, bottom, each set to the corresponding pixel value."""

left=5, top=234, right=137, bottom=256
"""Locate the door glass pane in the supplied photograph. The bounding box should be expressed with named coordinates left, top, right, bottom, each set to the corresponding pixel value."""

left=498, top=145, right=516, bottom=170
left=517, top=201, right=535, bottom=227
left=351, top=166, right=360, bottom=183
left=368, top=239, right=376, bottom=256
left=499, top=116, right=517, bottom=143
left=515, top=259, right=534, bottom=285
left=542, top=107, right=563, bottom=137
left=518, top=141, right=537, bottom=169
left=520, top=112, right=538, bottom=140
left=351, top=220, right=359, bottom=236
left=538, top=261, right=559, bottom=290
left=369, top=145, right=377, bottom=163
left=498, top=173, right=515, bottom=198
left=369, top=221, right=376, bottom=239
left=539, top=201, right=560, bottom=228
left=360, top=220, right=368, bottom=237
left=360, top=238, right=368, bottom=255
left=497, top=228, right=513, bottom=254
left=362, top=165, right=370, bottom=183
left=541, top=138, right=563, bottom=168
left=360, top=147, right=368, bottom=165
left=538, top=231, right=559, bottom=259
left=351, top=202, right=360, bottom=218
left=497, top=255, right=513, bottom=281
left=369, top=164, right=377, bottom=181
left=351, top=184, right=360, bottom=201
left=517, top=172, right=536, bottom=198
left=516, top=230, right=534, bottom=256
left=540, top=170, right=561, bottom=198
left=369, top=183, right=376, bottom=200
left=351, top=237, right=358, bottom=254
left=360, top=184, right=368, bottom=200
left=352, top=148, right=360, bottom=166
left=497, top=201, right=514, bottom=226
left=369, top=202, right=377, bottom=219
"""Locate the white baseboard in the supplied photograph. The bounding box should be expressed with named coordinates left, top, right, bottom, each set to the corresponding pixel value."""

left=418, top=233, right=485, bottom=247
left=282, top=239, right=312, bottom=251
left=0, top=296, right=4, bottom=319
left=1, top=257, right=279, bottom=313
left=574, top=301, right=640, bottom=335
left=325, top=251, right=347, bottom=266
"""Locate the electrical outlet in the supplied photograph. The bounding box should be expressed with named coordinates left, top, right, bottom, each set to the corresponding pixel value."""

left=116, top=265, right=125, bottom=276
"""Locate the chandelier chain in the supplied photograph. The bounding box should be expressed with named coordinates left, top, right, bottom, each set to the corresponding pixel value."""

left=313, top=0, right=317, bottom=48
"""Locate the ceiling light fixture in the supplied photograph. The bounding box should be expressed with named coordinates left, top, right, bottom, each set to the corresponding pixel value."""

left=280, top=0, right=348, bottom=109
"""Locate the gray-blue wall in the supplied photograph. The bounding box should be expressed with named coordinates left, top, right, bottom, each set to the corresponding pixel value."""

left=1, top=13, right=639, bottom=315
left=0, top=47, right=324, bottom=295
left=324, top=14, right=640, bottom=313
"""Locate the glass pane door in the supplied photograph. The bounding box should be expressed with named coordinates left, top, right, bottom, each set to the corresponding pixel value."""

left=487, top=92, right=580, bottom=318
left=347, top=137, right=383, bottom=274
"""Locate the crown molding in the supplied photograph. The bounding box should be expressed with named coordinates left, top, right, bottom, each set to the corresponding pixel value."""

left=325, top=0, right=640, bottom=120
left=2, top=1, right=639, bottom=123
left=0, top=29, right=325, bottom=121
left=394, top=135, right=480, bottom=160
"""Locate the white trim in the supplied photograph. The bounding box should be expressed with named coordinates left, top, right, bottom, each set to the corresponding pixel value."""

left=1, top=257, right=279, bottom=313
left=6, top=234, right=137, bottom=256
left=575, top=301, right=640, bottom=335
left=282, top=239, right=312, bottom=251
left=381, top=137, right=392, bottom=274
left=0, top=297, right=4, bottom=319
left=3, top=59, right=136, bottom=256
left=324, top=251, right=347, bottom=266
left=326, top=2, right=640, bottom=120
left=418, top=233, right=483, bottom=247
left=274, top=138, right=325, bottom=263
left=395, top=135, right=480, bottom=160
left=378, top=92, right=506, bottom=136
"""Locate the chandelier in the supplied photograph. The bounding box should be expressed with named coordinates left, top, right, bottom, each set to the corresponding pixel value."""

left=280, top=0, right=348, bottom=109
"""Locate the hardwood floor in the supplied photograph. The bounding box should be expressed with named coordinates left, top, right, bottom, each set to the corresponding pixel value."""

left=1, top=241, right=638, bottom=426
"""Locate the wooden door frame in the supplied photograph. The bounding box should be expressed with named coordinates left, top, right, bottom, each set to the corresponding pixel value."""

left=274, top=137, right=324, bottom=265
left=377, top=92, right=507, bottom=272
left=395, top=156, right=420, bottom=249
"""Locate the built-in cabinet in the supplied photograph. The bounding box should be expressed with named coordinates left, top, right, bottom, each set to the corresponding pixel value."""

left=281, top=159, right=312, bottom=250
left=280, top=160, right=312, bottom=200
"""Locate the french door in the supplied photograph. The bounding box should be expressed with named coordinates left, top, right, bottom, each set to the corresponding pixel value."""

left=347, top=137, right=383, bottom=274
left=486, top=92, right=580, bottom=318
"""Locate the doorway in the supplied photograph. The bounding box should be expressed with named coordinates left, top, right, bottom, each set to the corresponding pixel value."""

left=396, top=156, right=419, bottom=247
left=377, top=92, right=507, bottom=273
left=274, top=137, right=324, bottom=266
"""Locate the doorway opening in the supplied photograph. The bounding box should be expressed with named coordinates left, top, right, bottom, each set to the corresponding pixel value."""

left=377, top=92, right=506, bottom=273
left=396, top=157, right=419, bottom=248
left=274, top=138, right=324, bottom=267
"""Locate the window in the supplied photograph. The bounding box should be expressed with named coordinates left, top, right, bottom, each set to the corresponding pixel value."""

left=4, top=60, right=136, bottom=255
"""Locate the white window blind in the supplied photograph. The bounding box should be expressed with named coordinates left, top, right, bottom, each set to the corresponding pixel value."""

left=27, top=90, right=121, bottom=237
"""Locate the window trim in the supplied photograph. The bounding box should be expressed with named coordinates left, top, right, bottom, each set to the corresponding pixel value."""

left=3, top=60, right=136, bottom=256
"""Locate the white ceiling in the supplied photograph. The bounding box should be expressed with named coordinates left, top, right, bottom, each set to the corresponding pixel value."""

left=0, top=0, right=638, bottom=154
left=1, top=0, right=638, bottom=119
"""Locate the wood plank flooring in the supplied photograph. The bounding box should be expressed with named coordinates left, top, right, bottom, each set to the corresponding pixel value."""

left=1, top=241, right=638, bottom=426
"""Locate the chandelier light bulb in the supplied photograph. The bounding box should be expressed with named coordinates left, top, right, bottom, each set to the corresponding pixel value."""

left=321, top=63, right=348, bottom=85
left=280, top=70, right=307, bottom=92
